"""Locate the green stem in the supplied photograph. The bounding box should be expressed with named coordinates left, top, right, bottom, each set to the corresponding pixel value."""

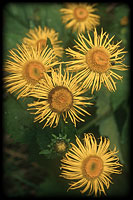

left=59, top=115, right=65, bottom=134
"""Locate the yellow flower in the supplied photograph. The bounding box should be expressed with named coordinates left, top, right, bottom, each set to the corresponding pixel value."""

left=60, top=133, right=122, bottom=196
left=23, top=26, right=63, bottom=58
left=27, top=65, right=93, bottom=128
left=66, top=28, right=128, bottom=93
left=60, top=3, right=100, bottom=33
left=4, top=44, right=58, bottom=99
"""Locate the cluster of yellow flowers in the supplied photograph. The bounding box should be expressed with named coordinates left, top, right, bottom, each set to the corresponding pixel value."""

left=4, top=3, right=128, bottom=197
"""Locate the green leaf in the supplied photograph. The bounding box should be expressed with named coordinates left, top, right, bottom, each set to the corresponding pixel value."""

left=98, top=113, right=124, bottom=164
left=3, top=94, right=35, bottom=143
left=36, top=176, right=63, bottom=196
left=119, top=103, right=130, bottom=169
left=39, top=149, right=51, bottom=155
left=110, top=70, right=130, bottom=111
left=121, top=108, right=130, bottom=144
left=36, top=124, right=62, bottom=150
left=36, top=128, right=51, bottom=150
left=96, top=87, right=124, bottom=164
left=3, top=5, right=29, bottom=57
left=36, top=175, right=79, bottom=196
left=96, top=87, right=111, bottom=117
left=4, top=3, right=31, bottom=28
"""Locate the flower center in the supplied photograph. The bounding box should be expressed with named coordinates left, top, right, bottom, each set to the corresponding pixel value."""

left=74, top=7, right=88, bottom=21
left=48, top=86, right=73, bottom=113
left=82, top=156, right=103, bottom=179
left=23, top=61, right=44, bottom=84
left=86, top=48, right=110, bottom=73
left=36, top=39, right=47, bottom=50
left=55, top=140, right=67, bottom=153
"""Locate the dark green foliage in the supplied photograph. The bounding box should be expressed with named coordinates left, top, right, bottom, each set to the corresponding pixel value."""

left=3, top=93, right=35, bottom=143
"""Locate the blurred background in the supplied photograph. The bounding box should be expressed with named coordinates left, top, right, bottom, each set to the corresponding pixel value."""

left=3, top=2, right=130, bottom=197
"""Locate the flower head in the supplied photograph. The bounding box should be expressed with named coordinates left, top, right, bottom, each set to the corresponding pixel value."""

left=120, top=16, right=128, bottom=26
left=4, top=44, right=58, bottom=99
left=60, top=133, right=122, bottom=196
left=60, top=3, right=100, bottom=33
left=23, top=26, right=63, bottom=58
left=55, top=140, right=67, bottom=153
left=66, top=28, right=128, bottom=93
left=51, top=133, right=70, bottom=154
left=40, top=133, right=71, bottom=159
left=27, top=64, right=93, bottom=128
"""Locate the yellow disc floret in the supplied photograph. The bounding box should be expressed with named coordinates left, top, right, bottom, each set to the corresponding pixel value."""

left=86, top=47, right=110, bottom=73
left=82, top=156, right=103, bottom=179
left=23, top=61, right=44, bottom=84
left=74, top=7, right=88, bottom=21
left=48, top=86, right=73, bottom=113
